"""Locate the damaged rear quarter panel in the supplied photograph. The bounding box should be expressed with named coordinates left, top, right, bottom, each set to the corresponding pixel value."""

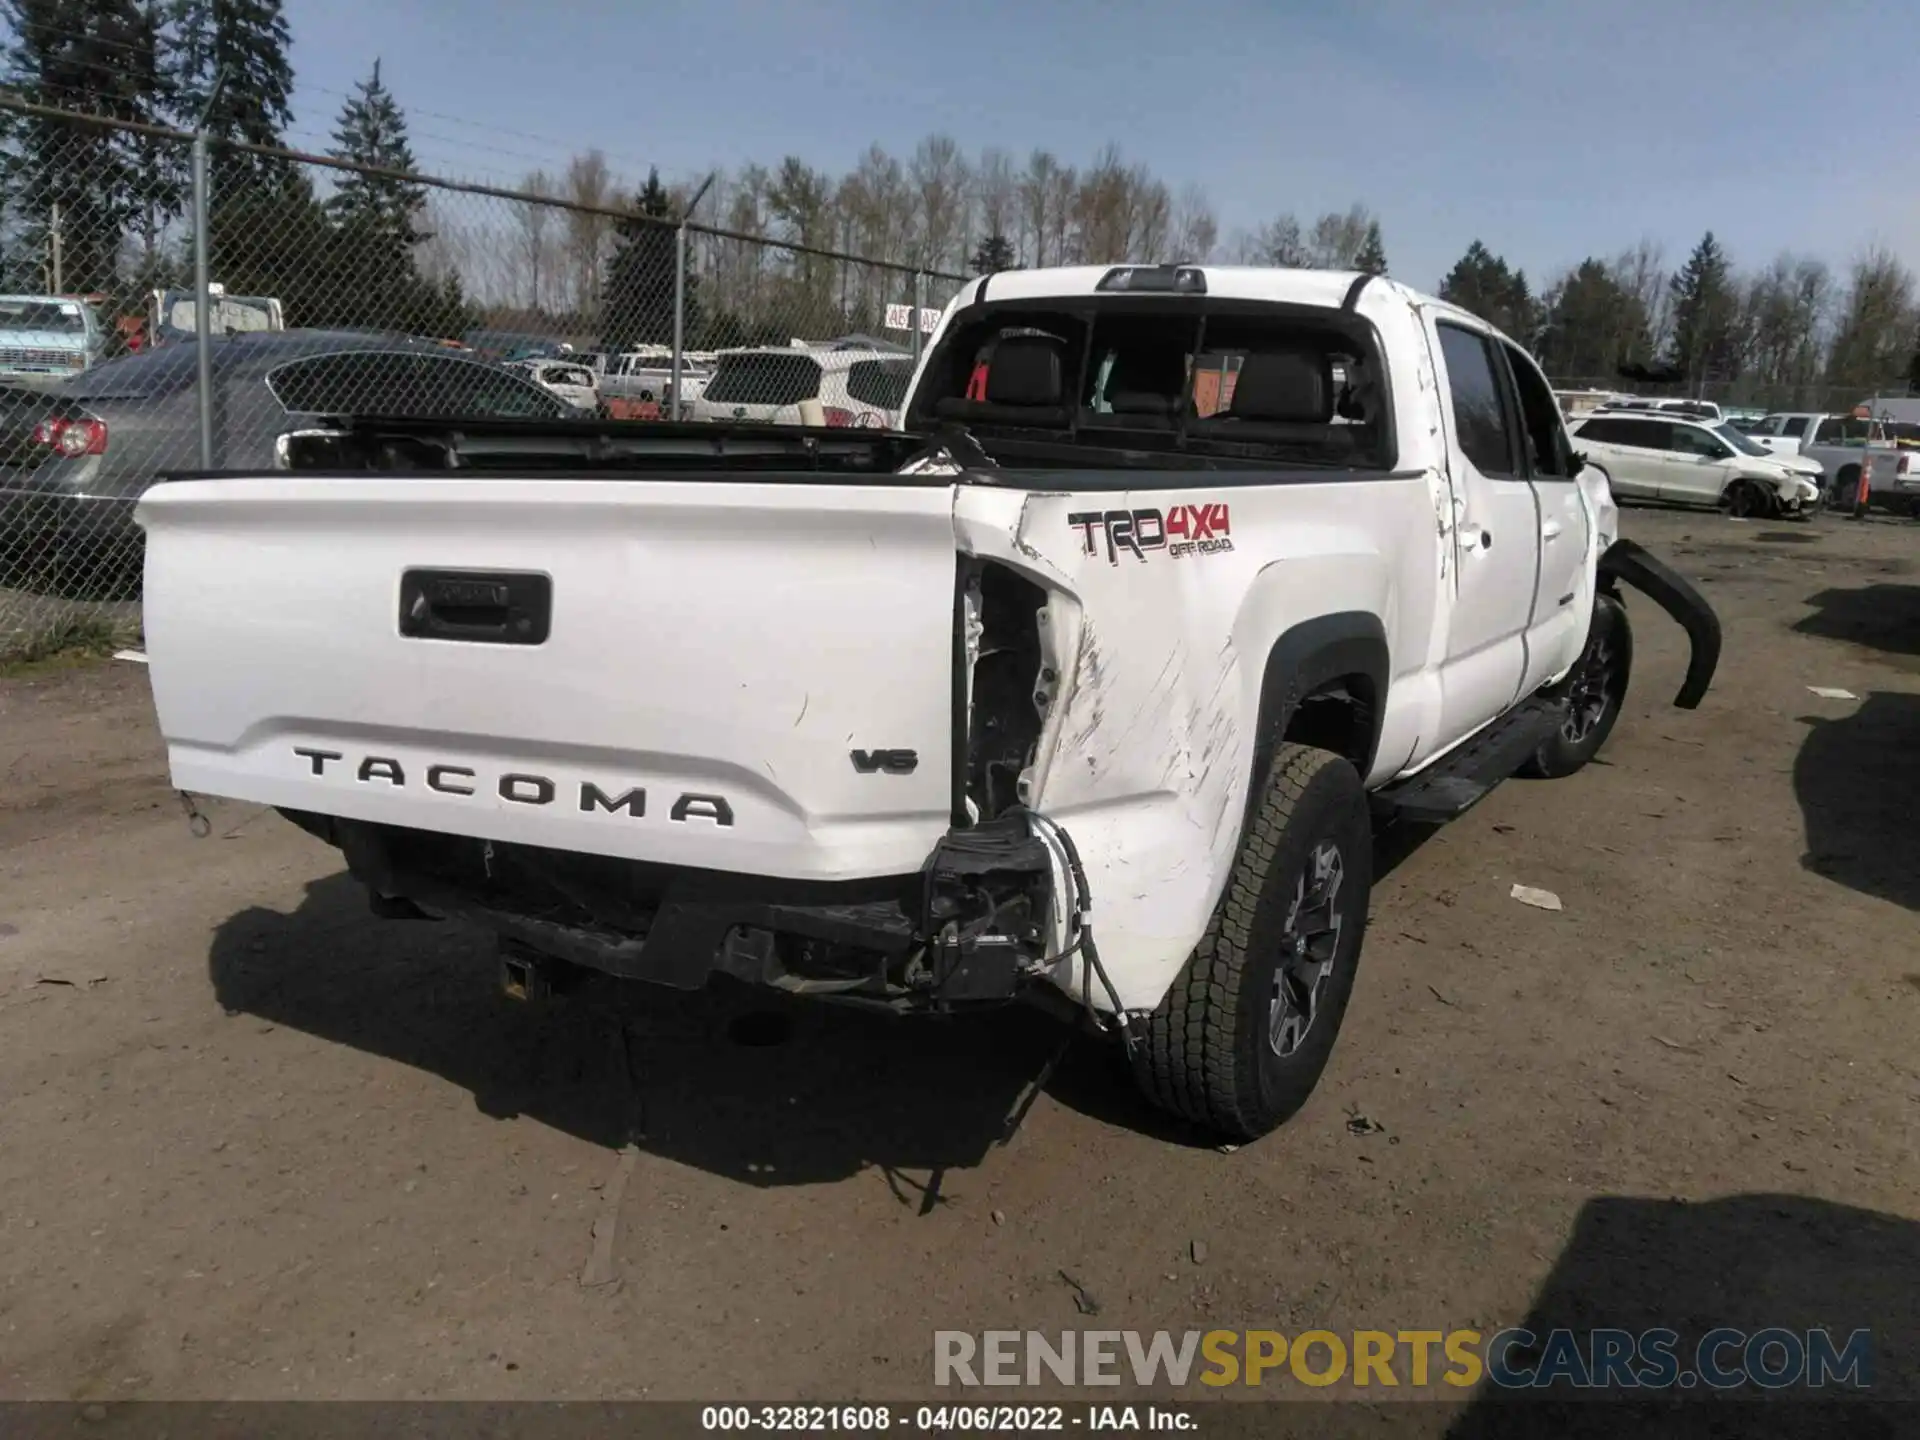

left=953, top=472, right=1439, bottom=1011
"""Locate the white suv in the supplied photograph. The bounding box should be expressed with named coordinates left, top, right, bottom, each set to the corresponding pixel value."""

left=1570, top=411, right=1822, bottom=517
left=688, top=347, right=914, bottom=429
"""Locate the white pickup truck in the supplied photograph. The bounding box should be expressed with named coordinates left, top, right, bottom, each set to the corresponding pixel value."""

left=134, top=264, right=1719, bottom=1140
left=1747, top=412, right=1912, bottom=509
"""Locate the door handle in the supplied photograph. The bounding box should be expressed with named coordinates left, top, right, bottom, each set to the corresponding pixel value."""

left=1542, top=520, right=1564, bottom=541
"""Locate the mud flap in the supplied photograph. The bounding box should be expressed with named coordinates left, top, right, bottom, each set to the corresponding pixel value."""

left=1598, top=538, right=1721, bottom=709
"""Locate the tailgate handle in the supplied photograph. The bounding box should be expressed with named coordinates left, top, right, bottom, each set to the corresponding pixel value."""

left=399, top=570, right=551, bottom=646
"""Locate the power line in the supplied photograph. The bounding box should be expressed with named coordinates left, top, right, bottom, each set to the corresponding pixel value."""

left=4, top=15, right=690, bottom=187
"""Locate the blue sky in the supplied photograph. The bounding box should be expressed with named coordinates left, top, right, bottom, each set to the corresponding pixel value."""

left=283, top=0, right=1919, bottom=291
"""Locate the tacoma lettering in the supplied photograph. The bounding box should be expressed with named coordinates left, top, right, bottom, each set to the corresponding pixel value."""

left=289, top=749, right=725, bottom=824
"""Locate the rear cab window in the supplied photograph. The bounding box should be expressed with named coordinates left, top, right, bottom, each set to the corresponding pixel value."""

left=703, top=353, right=823, bottom=406
left=907, top=299, right=1396, bottom=470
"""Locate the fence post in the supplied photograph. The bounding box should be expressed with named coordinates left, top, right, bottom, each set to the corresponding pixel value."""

left=191, top=128, right=213, bottom=468
left=670, top=221, right=687, bottom=421
left=191, top=68, right=224, bottom=470
left=668, top=174, right=717, bottom=423
left=910, top=270, right=925, bottom=368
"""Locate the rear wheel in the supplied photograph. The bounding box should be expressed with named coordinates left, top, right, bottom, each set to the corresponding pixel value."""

left=1133, top=743, right=1373, bottom=1141
left=1521, top=593, right=1632, bottom=780
left=1835, top=465, right=1863, bottom=515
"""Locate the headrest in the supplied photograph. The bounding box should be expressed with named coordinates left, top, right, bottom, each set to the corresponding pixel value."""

left=1229, top=351, right=1332, bottom=423
left=1104, top=346, right=1188, bottom=416
left=985, top=335, right=1065, bottom=406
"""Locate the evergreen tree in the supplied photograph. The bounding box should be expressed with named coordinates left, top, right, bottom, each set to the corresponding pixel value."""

left=1353, top=219, right=1388, bottom=277
left=1666, top=231, right=1740, bottom=385
left=1535, top=259, right=1653, bottom=378
left=170, top=0, right=297, bottom=196
left=322, top=59, right=436, bottom=331
left=325, top=59, right=424, bottom=241
left=2, top=0, right=170, bottom=296
left=969, top=231, right=1016, bottom=275
left=600, top=169, right=682, bottom=351
left=1438, top=240, right=1537, bottom=340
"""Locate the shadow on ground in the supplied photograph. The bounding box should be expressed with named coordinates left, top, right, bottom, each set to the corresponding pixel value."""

left=1794, top=690, right=1920, bottom=911
left=1793, top=583, right=1920, bottom=659
left=202, top=813, right=1535, bottom=1191
left=207, top=872, right=1222, bottom=1196
left=1443, top=1192, right=1920, bottom=1438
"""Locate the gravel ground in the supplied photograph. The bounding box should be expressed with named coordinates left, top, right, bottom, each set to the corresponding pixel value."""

left=1, top=506, right=1915, bottom=1428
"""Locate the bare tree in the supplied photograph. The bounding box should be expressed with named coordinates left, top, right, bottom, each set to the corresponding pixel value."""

left=828, top=146, right=915, bottom=328
left=910, top=134, right=970, bottom=272
left=973, top=147, right=1017, bottom=251
left=1609, top=239, right=1670, bottom=356
left=1741, top=253, right=1832, bottom=392
left=711, top=163, right=772, bottom=339
left=1825, top=248, right=1916, bottom=390
left=1170, top=183, right=1218, bottom=262
left=1018, top=150, right=1062, bottom=266
left=1131, top=166, right=1172, bottom=261
left=513, top=167, right=558, bottom=315
left=1305, top=205, right=1375, bottom=268
left=1241, top=213, right=1308, bottom=267
left=563, top=150, right=618, bottom=323
left=1072, top=145, right=1134, bottom=263
left=767, top=155, right=836, bottom=327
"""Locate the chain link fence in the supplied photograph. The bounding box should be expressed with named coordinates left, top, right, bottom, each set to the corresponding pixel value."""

left=0, top=95, right=967, bottom=662
left=1547, top=375, right=1913, bottom=416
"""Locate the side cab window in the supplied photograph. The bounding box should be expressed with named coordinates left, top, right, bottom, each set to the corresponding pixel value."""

left=1435, top=321, right=1519, bottom=477
left=1499, top=341, right=1574, bottom=478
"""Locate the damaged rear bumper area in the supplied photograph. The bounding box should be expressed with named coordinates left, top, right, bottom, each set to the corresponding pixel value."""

left=1599, top=538, right=1721, bottom=708
left=281, top=807, right=1070, bottom=1013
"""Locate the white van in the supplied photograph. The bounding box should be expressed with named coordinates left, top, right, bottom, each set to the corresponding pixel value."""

left=687, top=347, right=914, bottom=428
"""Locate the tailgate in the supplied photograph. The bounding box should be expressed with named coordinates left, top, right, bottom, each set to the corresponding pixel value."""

left=138, top=476, right=962, bottom=880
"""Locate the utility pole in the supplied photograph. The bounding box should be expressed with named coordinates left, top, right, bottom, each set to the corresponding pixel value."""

left=48, top=202, right=63, bottom=293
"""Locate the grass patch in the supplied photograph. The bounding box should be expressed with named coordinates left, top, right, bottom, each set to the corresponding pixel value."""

left=0, top=612, right=140, bottom=674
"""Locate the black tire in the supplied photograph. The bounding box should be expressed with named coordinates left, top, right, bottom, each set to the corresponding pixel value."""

left=1520, top=592, right=1633, bottom=780
left=1723, top=480, right=1767, bottom=518
left=1133, top=743, right=1373, bottom=1141
left=1835, top=465, right=1863, bottom=515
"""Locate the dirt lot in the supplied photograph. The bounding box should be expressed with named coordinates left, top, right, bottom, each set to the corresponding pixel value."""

left=1, top=507, right=1916, bottom=1420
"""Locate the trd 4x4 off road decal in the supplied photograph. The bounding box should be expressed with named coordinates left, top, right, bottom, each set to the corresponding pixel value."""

left=1068, top=504, right=1234, bottom=564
